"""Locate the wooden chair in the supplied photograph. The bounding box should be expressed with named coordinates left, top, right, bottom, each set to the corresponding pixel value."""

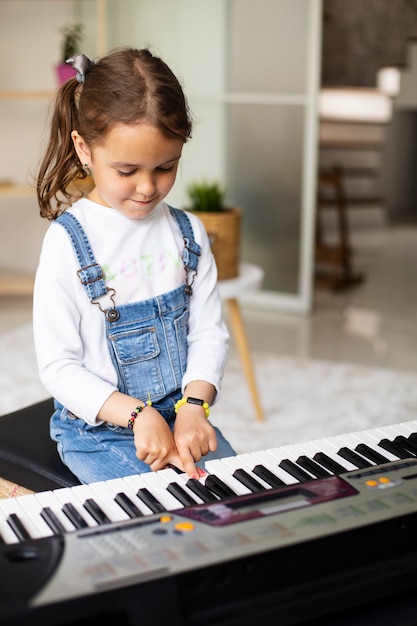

left=315, top=165, right=364, bottom=291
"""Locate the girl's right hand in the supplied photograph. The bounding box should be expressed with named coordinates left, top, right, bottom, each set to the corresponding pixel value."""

left=132, top=406, right=176, bottom=471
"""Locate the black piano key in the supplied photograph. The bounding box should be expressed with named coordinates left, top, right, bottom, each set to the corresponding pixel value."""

left=186, top=478, right=219, bottom=503
left=378, top=438, right=410, bottom=460
left=204, top=474, right=237, bottom=499
left=296, top=455, right=333, bottom=479
left=62, top=502, right=89, bottom=529
left=354, top=443, right=390, bottom=465
left=313, top=452, right=347, bottom=475
left=41, top=506, right=67, bottom=535
left=83, top=498, right=112, bottom=525
left=232, top=468, right=267, bottom=493
left=167, top=483, right=199, bottom=507
left=394, top=435, right=417, bottom=456
left=7, top=513, right=32, bottom=542
left=252, top=464, right=286, bottom=488
left=114, top=493, right=144, bottom=518
left=336, top=447, right=373, bottom=469
left=279, top=459, right=314, bottom=482
left=136, top=487, right=166, bottom=513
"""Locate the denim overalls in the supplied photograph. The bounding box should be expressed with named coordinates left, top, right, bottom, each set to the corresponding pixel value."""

left=50, top=207, right=236, bottom=483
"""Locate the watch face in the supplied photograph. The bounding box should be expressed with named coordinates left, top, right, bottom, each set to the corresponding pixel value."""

left=187, top=397, right=204, bottom=406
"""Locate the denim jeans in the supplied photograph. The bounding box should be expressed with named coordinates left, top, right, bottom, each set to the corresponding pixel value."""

left=51, top=405, right=236, bottom=484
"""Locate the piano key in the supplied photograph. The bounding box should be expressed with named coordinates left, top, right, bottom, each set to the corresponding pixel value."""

left=250, top=450, right=298, bottom=484
left=40, top=506, right=67, bottom=535
left=135, top=487, right=167, bottom=513
left=251, top=464, right=286, bottom=488
left=345, top=430, right=399, bottom=462
left=335, top=433, right=389, bottom=465
left=87, top=480, right=133, bottom=521
left=83, top=498, right=112, bottom=525
left=35, top=490, right=79, bottom=533
left=295, top=455, right=333, bottom=479
left=104, top=478, right=154, bottom=517
left=166, top=483, right=199, bottom=507
left=232, top=468, right=267, bottom=493
left=53, top=486, right=99, bottom=528
left=377, top=438, right=411, bottom=459
left=204, top=459, right=252, bottom=496
left=15, top=493, right=55, bottom=538
left=312, top=452, right=347, bottom=475
left=113, top=492, right=144, bottom=518
left=354, top=443, right=390, bottom=465
left=336, top=447, right=373, bottom=469
left=278, top=459, right=315, bottom=482
left=62, top=503, right=89, bottom=529
left=122, top=473, right=174, bottom=511
left=220, top=454, right=273, bottom=490
left=0, top=497, right=43, bottom=540
left=7, top=513, right=31, bottom=542
left=185, top=478, right=219, bottom=503
left=204, top=474, right=237, bottom=499
left=393, top=435, right=417, bottom=456
left=138, top=472, right=186, bottom=510
left=308, top=438, right=359, bottom=471
left=156, top=468, right=204, bottom=505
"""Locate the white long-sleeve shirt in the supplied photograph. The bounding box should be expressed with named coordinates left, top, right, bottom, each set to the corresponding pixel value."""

left=33, top=199, right=229, bottom=425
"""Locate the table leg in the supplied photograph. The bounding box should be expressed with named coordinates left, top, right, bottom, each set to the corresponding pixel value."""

left=226, top=298, right=265, bottom=422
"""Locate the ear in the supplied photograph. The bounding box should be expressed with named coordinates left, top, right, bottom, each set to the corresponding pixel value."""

left=71, top=130, right=91, bottom=167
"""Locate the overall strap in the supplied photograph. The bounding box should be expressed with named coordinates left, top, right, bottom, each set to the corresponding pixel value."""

left=168, top=206, right=201, bottom=271
left=55, top=212, right=108, bottom=302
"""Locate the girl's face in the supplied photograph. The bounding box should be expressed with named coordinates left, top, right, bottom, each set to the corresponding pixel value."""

left=72, top=123, right=183, bottom=219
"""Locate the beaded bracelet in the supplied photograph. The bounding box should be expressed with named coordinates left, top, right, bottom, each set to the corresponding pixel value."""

left=127, top=397, right=152, bottom=430
left=174, top=396, right=210, bottom=418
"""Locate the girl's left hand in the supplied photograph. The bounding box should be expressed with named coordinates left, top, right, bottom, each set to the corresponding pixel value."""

left=172, top=411, right=218, bottom=478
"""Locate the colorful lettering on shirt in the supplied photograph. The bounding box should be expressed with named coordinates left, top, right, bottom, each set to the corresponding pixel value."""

left=103, top=250, right=182, bottom=282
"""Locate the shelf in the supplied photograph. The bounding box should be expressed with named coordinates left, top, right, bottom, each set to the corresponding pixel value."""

left=0, top=272, right=34, bottom=296
left=0, top=184, right=36, bottom=198
left=0, top=90, right=54, bottom=100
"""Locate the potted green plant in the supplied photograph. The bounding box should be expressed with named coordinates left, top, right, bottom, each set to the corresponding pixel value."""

left=186, top=179, right=242, bottom=280
left=55, top=23, right=84, bottom=86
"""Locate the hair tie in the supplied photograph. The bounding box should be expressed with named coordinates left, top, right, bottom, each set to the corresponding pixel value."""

left=66, top=53, right=93, bottom=84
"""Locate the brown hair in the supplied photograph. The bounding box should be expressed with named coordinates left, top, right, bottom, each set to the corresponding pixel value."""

left=36, top=47, right=193, bottom=220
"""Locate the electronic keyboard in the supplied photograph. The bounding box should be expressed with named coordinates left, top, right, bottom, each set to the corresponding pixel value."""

left=1, top=420, right=417, bottom=625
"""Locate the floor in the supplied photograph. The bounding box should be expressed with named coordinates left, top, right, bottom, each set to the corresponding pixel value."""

left=2, top=221, right=417, bottom=376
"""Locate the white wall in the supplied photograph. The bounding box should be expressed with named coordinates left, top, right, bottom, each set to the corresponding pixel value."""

left=1, top=0, right=321, bottom=312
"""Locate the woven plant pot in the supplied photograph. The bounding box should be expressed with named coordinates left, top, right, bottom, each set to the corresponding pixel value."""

left=189, top=206, right=242, bottom=280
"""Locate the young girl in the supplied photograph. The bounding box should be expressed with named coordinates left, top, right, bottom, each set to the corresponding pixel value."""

left=33, top=47, right=236, bottom=485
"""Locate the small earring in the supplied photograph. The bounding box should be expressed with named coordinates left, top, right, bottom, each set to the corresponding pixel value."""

left=83, top=162, right=89, bottom=167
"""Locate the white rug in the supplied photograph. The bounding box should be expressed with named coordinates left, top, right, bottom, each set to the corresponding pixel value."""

left=2, top=323, right=417, bottom=454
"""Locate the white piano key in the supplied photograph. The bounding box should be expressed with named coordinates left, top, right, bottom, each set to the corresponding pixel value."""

left=0, top=497, right=41, bottom=540
left=53, top=486, right=99, bottom=527
left=138, top=472, right=184, bottom=510
left=307, top=437, right=358, bottom=471
left=263, top=447, right=317, bottom=482
left=334, top=434, right=379, bottom=464
left=15, top=493, right=54, bottom=538
left=155, top=468, right=204, bottom=505
left=204, top=459, right=251, bottom=496
left=347, top=430, right=399, bottom=462
left=0, top=507, right=22, bottom=543
left=35, top=490, right=78, bottom=533
left=87, top=480, right=135, bottom=520
left=104, top=477, right=154, bottom=516
left=221, top=454, right=273, bottom=490
left=250, top=450, right=298, bottom=484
